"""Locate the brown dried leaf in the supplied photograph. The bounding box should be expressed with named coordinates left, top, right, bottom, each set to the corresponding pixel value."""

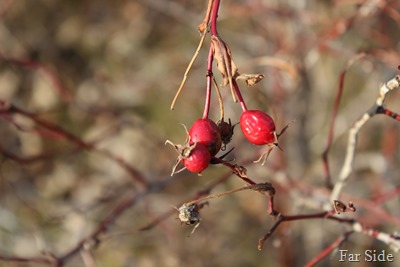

left=333, top=200, right=347, bottom=214
left=211, top=35, right=239, bottom=102
left=236, top=73, right=265, bottom=87
left=211, top=35, right=239, bottom=86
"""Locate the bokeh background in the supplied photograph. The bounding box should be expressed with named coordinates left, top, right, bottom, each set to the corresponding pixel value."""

left=0, top=0, right=400, bottom=266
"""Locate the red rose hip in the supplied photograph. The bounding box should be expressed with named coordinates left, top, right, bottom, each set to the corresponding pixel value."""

left=189, top=118, right=222, bottom=156
left=240, top=110, right=277, bottom=145
left=182, top=143, right=211, bottom=173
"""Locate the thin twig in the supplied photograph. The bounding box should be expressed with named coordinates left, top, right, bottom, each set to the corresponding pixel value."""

left=330, top=75, right=400, bottom=203
left=171, top=23, right=208, bottom=110
left=258, top=206, right=356, bottom=250
left=197, top=0, right=214, bottom=33
left=322, top=53, right=365, bottom=188
left=304, top=231, right=353, bottom=267
left=0, top=101, right=149, bottom=186
left=185, top=186, right=250, bottom=206
left=139, top=171, right=232, bottom=231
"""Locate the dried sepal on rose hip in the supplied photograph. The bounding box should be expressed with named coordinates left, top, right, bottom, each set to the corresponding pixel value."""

left=165, top=139, right=211, bottom=176
left=182, top=143, right=211, bottom=173
left=217, top=118, right=237, bottom=150
left=166, top=119, right=221, bottom=176
left=240, top=110, right=278, bottom=165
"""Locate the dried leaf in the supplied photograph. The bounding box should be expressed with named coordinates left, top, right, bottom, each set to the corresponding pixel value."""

left=211, top=35, right=239, bottom=102
left=333, top=200, right=347, bottom=213
left=236, top=73, right=265, bottom=87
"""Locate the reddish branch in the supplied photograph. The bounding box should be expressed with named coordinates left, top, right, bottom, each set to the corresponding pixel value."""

left=319, top=0, right=382, bottom=52
left=203, top=45, right=215, bottom=119
left=56, top=191, right=147, bottom=266
left=0, top=53, right=73, bottom=102
left=322, top=53, right=365, bottom=188
left=373, top=185, right=400, bottom=205
left=0, top=173, right=182, bottom=266
left=1, top=1, right=400, bottom=266
left=0, top=255, right=53, bottom=265
left=258, top=202, right=355, bottom=251
left=210, top=0, right=220, bottom=36
left=0, top=100, right=148, bottom=186
left=139, top=171, right=232, bottom=231
left=304, top=231, right=352, bottom=267
left=0, top=190, right=149, bottom=266
left=376, top=106, right=400, bottom=121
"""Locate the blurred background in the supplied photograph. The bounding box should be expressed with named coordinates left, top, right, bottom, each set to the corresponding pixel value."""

left=0, top=0, right=400, bottom=266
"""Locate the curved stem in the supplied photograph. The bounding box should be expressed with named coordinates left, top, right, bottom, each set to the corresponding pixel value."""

left=210, top=0, right=220, bottom=35
left=233, top=80, right=248, bottom=112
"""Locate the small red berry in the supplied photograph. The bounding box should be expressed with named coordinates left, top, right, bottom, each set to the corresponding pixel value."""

left=182, top=143, right=211, bottom=173
left=189, top=119, right=222, bottom=156
left=240, top=110, right=279, bottom=165
left=240, top=110, right=277, bottom=145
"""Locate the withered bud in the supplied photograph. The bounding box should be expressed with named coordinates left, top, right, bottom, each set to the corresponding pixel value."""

left=178, top=203, right=201, bottom=225
left=217, top=118, right=237, bottom=149
left=333, top=200, right=347, bottom=214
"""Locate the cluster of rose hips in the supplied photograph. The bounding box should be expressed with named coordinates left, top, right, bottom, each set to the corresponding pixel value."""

left=166, top=0, right=282, bottom=176
left=166, top=95, right=279, bottom=176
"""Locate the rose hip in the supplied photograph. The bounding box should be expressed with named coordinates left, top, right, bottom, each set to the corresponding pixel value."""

left=182, top=143, right=211, bottom=173
left=240, top=110, right=277, bottom=145
left=166, top=119, right=220, bottom=175
left=189, top=118, right=222, bottom=156
left=240, top=110, right=278, bottom=165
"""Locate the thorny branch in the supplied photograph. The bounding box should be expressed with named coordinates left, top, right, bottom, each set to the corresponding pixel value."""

left=0, top=53, right=72, bottom=102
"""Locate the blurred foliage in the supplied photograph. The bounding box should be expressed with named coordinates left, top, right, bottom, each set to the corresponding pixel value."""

left=0, top=0, right=400, bottom=266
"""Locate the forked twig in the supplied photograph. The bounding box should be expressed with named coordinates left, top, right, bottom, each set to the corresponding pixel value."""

left=330, top=75, right=400, bottom=203
left=197, top=0, right=214, bottom=33
left=258, top=201, right=356, bottom=250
